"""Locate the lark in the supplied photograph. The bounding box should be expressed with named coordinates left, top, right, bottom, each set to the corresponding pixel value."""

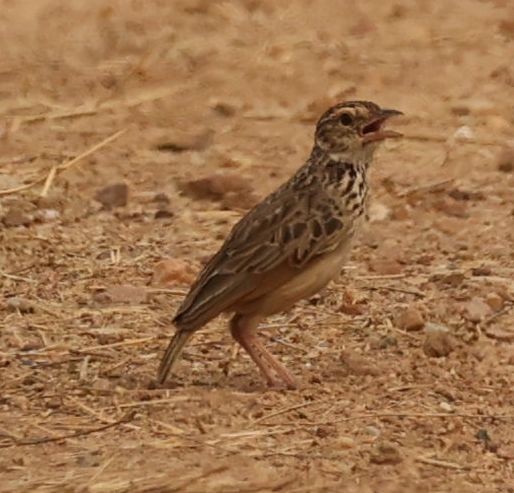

left=157, top=100, right=402, bottom=389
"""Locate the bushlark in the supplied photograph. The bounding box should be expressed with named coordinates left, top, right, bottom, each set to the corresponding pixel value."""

left=158, top=100, right=402, bottom=389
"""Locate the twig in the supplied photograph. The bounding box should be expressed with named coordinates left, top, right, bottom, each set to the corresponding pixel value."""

left=402, top=132, right=507, bottom=147
left=330, top=412, right=514, bottom=425
left=252, top=399, right=331, bottom=424
left=87, top=453, right=118, bottom=485
left=416, top=456, right=470, bottom=470
left=354, top=273, right=407, bottom=281
left=268, top=336, right=309, bottom=353
left=146, top=288, right=189, bottom=296
left=398, top=178, right=455, bottom=197
left=40, top=129, right=127, bottom=197
left=0, top=129, right=126, bottom=196
left=0, top=270, right=35, bottom=283
left=483, top=302, right=513, bottom=325
left=73, top=336, right=155, bottom=353
left=360, top=284, right=425, bottom=298
left=101, top=396, right=195, bottom=411
left=264, top=412, right=514, bottom=428
left=1, top=411, right=135, bottom=447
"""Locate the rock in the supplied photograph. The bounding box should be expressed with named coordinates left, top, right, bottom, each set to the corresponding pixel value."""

left=485, top=293, right=504, bottom=312
left=368, top=258, right=403, bottom=276
left=448, top=188, right=484, bottom=201
left=337, top=436, right=355, bottom=449
left=340, top=350, right=380, bottom=376
left=423, top=323, right=455, bottom=358
left=368, top=202, right=391, bottom=223
left=433, top=198, right=468, bottom=218
left=497, top=147, right=514, bottom=173
left=2, top=208, right=32, bottom=227
left=155, top=129, right=213, bottom=153
left=395, top=306, right=425, bottom=331
left=369, top=442, right=402, bottom=465
left=369, top=335, right=398, bottom=350
left=471, top=266, right=491, bottom=276
left=154, top=209, right=174, bottom=219
left=180, top=172, right=254, bottom=204
left=211, top=100, right=239, bottom=117
left=460, top=297, right=492, bottom=322
left=95, top=182, right=128, bottom=208
left=34, top=208, right=60, bottom=223
left=152, top=258, right=197, bottom=286
left=439, top=401, right=454, bottom=413
left=450, top=105, right=470, bottom=116
left=152, top=193, right=170, bottom=204
left=46, top=397, right=62, bottom=409
left=498, top=19, right=514, bottom=39
left=6, top=297, right=35, bottom=314
left=316, top=425, right=336, bottom=439
left=430, top=271, right=465, bottom=287
left=390, top=204, right=410, bottom=220
left=364, top=426, right=381, bottom=437
left=452, top=125, right=474, bottom=141
left=93, top=285, right=148, bottom=304
left=339, top=301, right=365, bottom=316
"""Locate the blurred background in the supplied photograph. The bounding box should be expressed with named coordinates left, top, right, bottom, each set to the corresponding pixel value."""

left=1, top=1, right=513, bottom=492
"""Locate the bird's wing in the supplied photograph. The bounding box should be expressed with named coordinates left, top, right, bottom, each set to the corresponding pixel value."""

left=174, top=183, right=347, bottom=330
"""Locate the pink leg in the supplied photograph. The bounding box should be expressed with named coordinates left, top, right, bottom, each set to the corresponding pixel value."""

left=230, top=314, right=297, bottom=390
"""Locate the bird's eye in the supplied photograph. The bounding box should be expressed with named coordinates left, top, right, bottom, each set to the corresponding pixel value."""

left=339, top=113, right=353, bottom=126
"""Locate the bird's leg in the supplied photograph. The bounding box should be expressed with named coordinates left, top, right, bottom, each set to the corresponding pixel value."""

left=230, top=314, right=297, bottom=390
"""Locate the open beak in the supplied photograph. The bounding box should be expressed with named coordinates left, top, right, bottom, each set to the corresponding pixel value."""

left=361, top=108, right=403, bottom=143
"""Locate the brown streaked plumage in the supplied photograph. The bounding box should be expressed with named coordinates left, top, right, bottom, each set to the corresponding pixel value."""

left=157, top=100, right=402, bottom=389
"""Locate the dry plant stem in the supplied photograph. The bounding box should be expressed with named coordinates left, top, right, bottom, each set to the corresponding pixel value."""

left=258, top=411, right=514, bottom=427
left=1, top=411, right=135, bottom=448
left=40, top=128, right=127, bottom=197
left=252, top=399, right=331, bottom=424
left=398, top=177, right=455, bottom=197
left=416, top=456, right=470, bottom=470
left=0, top=270, right=35, bottom=282
left=402, top=132, right=507, bottom=147
left=360, top=284, right=425, bottom=298
left=0, top=129, right=126, bottom=196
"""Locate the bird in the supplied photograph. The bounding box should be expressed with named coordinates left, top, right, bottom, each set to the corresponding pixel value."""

left=157, top=100, right=402, bottom=389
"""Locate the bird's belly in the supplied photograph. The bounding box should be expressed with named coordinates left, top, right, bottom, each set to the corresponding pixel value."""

left=238, top=239, right=353, bottom=317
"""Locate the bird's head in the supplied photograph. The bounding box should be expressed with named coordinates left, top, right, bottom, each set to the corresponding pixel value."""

left=314, top=100, right=403, bottom=160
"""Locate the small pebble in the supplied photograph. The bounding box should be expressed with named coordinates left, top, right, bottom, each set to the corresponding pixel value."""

left=395, top=306, right=425, bottom=331
left=152, top=258, right=197, bottom=286
left=338, top=436, right=355, bottom=449
left=370, top=442, right=402, bottom=465
left=364, top=426, right=381, bottom=437
left=423, top=323, right=455, bottom=357
left=2, top=208, right=32, bottom=227
left=6, top=297, right=35, bottom=314
left=95, top=182, right=129, bottom=208
left=485, top=293, right=504, bottom=312
left=497, top=147, right=514, bottom=173
left=452, top=125, right=474, bottom=141
left=154, top=209, right=174, bottom=219
left=439, top=401, right=454, bottom=413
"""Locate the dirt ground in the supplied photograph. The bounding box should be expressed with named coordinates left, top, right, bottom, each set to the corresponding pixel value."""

left=1, top=1, right=513, bottom=491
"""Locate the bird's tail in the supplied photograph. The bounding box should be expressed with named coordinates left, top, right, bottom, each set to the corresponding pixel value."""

left=157, top=329, right=195, bottom=384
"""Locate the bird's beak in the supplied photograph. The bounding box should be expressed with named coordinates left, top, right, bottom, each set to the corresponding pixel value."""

left=361, top=108, right=403, bottom=143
